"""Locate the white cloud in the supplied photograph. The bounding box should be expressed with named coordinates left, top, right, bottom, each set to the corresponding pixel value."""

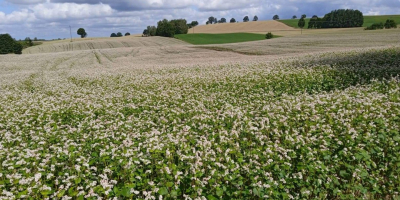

left=32, top=3, right=114, bottom=20
left=1, top=0, right=400, bottom=39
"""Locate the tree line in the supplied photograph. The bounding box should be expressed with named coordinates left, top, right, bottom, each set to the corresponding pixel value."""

left=206, top=16, right=259, bottom=24
left=307, top=9, right=364, bottom=29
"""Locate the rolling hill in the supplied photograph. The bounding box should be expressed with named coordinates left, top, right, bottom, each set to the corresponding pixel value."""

left=23, top=36, right=188, bottom=54
left=187, top=20, right=294, bottom=34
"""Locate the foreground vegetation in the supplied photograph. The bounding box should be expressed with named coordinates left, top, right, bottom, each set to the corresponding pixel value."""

left=0, top=46, right=400, bottom=199
left=175, top=33, right=277, bottom=45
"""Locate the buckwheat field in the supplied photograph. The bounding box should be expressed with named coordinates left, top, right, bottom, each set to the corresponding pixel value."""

left=1, top=30, right=400, bottom=200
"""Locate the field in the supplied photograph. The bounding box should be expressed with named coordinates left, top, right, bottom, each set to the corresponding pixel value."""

left=187, top=20, right=293, bottom=34
left=174, top=33, right=279, bottom=45
left=280, top=15, right=400, bottom=28
left=1, top=27, right=400, bottom=199
left=23, top=36, right=187, bottom=54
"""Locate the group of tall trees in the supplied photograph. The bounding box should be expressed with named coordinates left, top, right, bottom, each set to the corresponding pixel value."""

left=143, top=26, right=157, bottom=36
left=143, top=19, right=189, bottom=37
left=110, top=32, right=131, bottom=37
left=0, top=34, right=23, bottom=54
left=307, top=9, right=363, bottom=29
left=207, top=15, right=258, bottom=24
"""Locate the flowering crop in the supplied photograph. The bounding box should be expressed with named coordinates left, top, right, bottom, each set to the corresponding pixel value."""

left=0, top=47, right=400, bottom=199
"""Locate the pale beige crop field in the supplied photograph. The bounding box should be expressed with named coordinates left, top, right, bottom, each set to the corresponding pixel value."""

left=23, top=36, right=188, bottom=54
left=1, top=28, right=400, bottom=199
left=188, top=20, right=294, bottom=34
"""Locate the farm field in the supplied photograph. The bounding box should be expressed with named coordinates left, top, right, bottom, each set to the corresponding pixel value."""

left=187, top=20, right=294, bottom=34
left=174, top=33, right=279, bottom=45
left=23, top=36, right=188, bottom=54
left=1, top=28, right=400, bottom=199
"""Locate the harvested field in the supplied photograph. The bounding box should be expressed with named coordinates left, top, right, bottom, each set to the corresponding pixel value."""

left=23, top=36, right=188, bottom=54
left=188, top=20, right=294, bottom=34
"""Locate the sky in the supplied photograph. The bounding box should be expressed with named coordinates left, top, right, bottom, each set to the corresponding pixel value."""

left=0, top=0, right=399, bottom=40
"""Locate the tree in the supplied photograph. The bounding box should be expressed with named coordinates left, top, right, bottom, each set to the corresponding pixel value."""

left=190, top=21, right=199, bottom=27
left=292, top=15, right=297, bottom=19
left=214, top=18, right=218, bottom=24
left=13, top=42, right=22, bottom=54
left=298, top=17, right=305, bottom=34
left=0, top=34, right=22, bottom=54
left=125, top=32, right=131, bottom=36
left=230, top=18, right=236, bottom=23
left=208, top=16, right=215, bottom=24
left=243, top=16, right=249, bottom=22
left=34, top=37, right=38, bottom=41
left=273, top=15, right=279, bottom=20
left=384, top=19, right=397, bottom=29
left=25, top=37, right=33, bottom=47
left=143, top=29, right=149, bottom=36
left=220, top=18, right=227, bottom=23
left=147, top=26, right=157, bottom=36
left=253, top=16, right=258, bottom=21
left=301, top=14, right=307, bottom=19
left=110, top=33, right=117, bottom=37
left=320, top=9, right=363, bottom=28
left=170, top=19, right=189, bottom=34
left=77, top=28, right=87, bottom=38
left=116, top=32, right=123, bottom=37
left=156, top=19, right=175, bottom=37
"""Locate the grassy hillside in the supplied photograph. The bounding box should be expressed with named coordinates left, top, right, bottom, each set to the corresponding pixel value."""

left=175, top=33, right=279, bottom=45
left=280, top=15, right=400, bottom=28
left=363, top=15, right=400, bottom=27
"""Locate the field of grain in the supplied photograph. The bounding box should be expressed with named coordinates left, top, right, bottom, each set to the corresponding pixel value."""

left=23, top=36, right=188, bottom=54
left=188, top=20, right=294, bottom=34
left=1, top=28, right=400, bottom=199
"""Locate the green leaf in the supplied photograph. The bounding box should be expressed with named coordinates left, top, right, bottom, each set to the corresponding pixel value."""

left=253, top=188, right=259, bottom=197
left=121, top=187, right=131, bottom=197
left=75, top=177, right=81, bottom=184
left=57, top=190, right=66, bottom=198
left=171, top=190, right=178, bottom=197
left=216, top=188, right=224, bottom=197
left=166, top=182, right=174, bottom=187
left=158, top=187, right=168, bottom=195
left=207, top=195, right=218, bottom=200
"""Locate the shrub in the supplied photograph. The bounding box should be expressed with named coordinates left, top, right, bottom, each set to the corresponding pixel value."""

left=13, top=42, right=23, bottom=54
left=265, top=32, right=273, bottom=39
left=384, top=19, right=397, bottom=29
left=365, top=22, right=384, bottom=30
